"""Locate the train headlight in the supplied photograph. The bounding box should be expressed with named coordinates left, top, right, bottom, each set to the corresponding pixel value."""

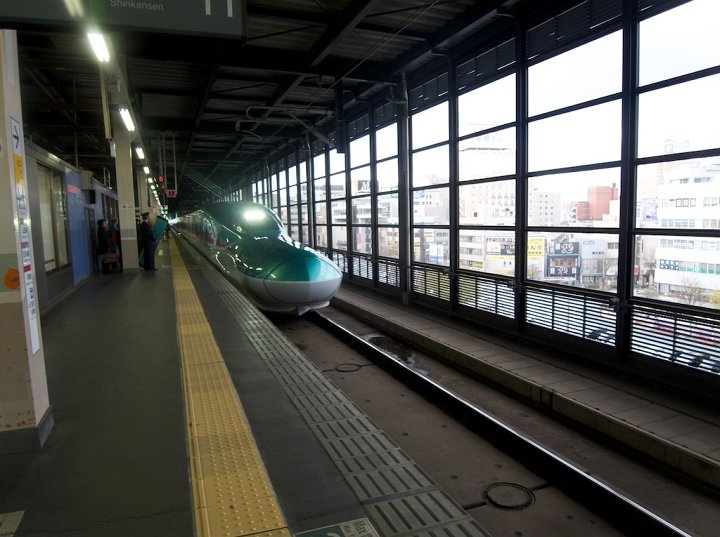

left=243, top=210, right=266, bottom=221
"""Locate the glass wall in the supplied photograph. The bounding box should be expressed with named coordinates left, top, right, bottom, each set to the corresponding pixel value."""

left=252, top=172, right=267, bottom=205
left=633, top=0, right=720, bottom=311
left=458, top=74, right=516, bottom=277
left=411, top=100, right=450, bottom=267
left=288, top=159, right=299, bottom=238
left=278, top=165, right=288, bottom=226
left=328, top=146, right=347, bottom=251
left=376, top=123, right=399, bottom=260
left=240, top=0, right=720, bottom=375
left=350, top=129, right=372, bottom=262
left=270, top=169, right=279, bottom=209
left=299, top=158, right=309, bottom=243
left=527, top=30, right=623, bottom=291
left=313, top=150, right=328, bottom=248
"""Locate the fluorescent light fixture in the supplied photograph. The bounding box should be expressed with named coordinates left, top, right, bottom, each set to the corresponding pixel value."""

left=87, top=32, right=110, bottom=62
left=119, top=108, right=135, bottom=132
left=135, top=146, right=144, bottom=159
left=65, top=0, right=85, bottom=17
left=143, top=166, right=150, bottom=174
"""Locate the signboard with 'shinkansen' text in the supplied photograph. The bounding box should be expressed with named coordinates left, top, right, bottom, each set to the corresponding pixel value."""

left=0, top=0, right=246, bottom=40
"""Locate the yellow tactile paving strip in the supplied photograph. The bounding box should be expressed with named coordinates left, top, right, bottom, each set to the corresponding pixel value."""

left=170, top=239, right=290, bottom=537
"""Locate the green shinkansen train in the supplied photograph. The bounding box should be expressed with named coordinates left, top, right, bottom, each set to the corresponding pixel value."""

left=176, top=201, right=342, bottom=315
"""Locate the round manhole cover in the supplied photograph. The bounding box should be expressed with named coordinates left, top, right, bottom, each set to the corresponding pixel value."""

left=336, top=363, right=363, bottom=372
left=483, top=482, right=535, bottom=510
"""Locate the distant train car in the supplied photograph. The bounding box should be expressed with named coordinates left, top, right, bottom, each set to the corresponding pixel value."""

left=176, top=201, right=342, bottom=315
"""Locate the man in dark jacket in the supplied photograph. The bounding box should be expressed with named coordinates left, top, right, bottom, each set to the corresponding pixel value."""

left=139, top=212, right=157, bottom=271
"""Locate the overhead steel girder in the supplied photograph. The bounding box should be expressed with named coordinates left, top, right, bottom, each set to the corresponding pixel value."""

left=383, top=0, right=509, bottom=76
left=114, top=34, right=393, bottom=84
left=249, top=4, right=432, bottom=42
left=304, top=0, right=384, bottom=68
left=141, top=117, right=305, bottom=134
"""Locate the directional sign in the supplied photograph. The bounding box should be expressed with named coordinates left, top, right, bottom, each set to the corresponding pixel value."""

left=0, top=0, right=246, bottom=39
left=11, top=120, right=20, bottom=151
left=10, top=118, right=24, bottom=190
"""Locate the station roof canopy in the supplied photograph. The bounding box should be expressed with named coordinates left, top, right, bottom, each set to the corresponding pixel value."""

left=2, top=0, right=580, bottom=212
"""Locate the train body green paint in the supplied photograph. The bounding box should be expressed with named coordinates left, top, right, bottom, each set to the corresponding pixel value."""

left=176, top=202, right=342, bottom=315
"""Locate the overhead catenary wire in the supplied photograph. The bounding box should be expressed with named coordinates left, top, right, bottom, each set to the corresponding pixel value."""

left=260, top=0, right=442, bottom=154
left=298, top=0, right=443, bottom=114
left=169, top=1, right=446, bottom=194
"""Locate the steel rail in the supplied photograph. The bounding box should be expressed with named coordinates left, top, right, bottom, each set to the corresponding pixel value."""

left=307, top=309, right=692, bottom=537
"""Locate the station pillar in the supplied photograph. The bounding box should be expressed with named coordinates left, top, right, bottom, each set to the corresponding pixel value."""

left=113, top=112, right=140, bottom=270
left=0, top=30, right=52, bottom=454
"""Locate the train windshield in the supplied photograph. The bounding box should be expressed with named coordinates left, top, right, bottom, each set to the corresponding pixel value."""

left=205, top=203, right=284, bottom=234
left=234, top=205, right=283, bottom=233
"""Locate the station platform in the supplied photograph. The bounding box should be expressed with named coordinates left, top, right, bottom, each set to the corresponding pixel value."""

left=0, top=236, right=487, bottom=537
left=1, top=234, right=718, bottom=537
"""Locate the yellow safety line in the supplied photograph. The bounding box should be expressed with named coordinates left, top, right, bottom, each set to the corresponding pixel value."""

left=170, top=239, right=290, bottom=537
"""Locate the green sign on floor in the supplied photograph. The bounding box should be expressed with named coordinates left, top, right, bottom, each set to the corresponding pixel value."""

left=295, top=518, right=379, bottom=537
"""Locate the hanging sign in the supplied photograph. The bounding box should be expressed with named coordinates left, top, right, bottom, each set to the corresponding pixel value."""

left=0, top=1, right=247, bottom=39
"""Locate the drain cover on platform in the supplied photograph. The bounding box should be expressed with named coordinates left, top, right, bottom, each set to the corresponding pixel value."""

left=483, top=482, right=536, bottom=510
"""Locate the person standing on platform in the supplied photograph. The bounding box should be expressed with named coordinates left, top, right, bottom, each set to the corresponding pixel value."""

left=96, top=219, right=111, bottom=274
left=107, top=218, right=122, bottom=273
left=139, top=212, right=157, bottom=271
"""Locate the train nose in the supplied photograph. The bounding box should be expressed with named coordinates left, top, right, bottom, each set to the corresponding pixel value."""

left=264, top=256, right=342, bottom=304
left=268, top=256, right=340, bottom=282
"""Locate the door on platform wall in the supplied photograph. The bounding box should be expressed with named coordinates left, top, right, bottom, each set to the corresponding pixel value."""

left=36, top=164, right=71, bottom=273
left=85, top=208, right=96, bottom=272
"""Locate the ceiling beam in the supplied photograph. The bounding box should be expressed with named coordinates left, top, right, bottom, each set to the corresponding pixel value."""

left=24, top=100, right=101, bottom=112
left=355, top=22, right=431, bottom=42
left=247, top=5, right=332, bottom=26
left=184, top=64, right=219, bottom=159
left=115, top=34, right=390, bottom=83
left=383, top=1, right=508, bottom=76
left=305, top=0, right=384, bottom=68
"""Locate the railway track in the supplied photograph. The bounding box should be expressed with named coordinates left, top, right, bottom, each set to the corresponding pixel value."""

left=269, top=306, right=713, bottom=537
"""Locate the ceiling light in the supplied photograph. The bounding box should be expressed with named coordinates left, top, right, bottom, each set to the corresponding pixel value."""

left=143, top=166, right=150, bottom=174
left=135, top=146, right=145, bottom=160
left=65, top=0, right=85, bottom=17
left=147, top=177, right=153, bottom=184
left=87, top=32, right=110, bottom=62
left=119, top=108, right=135, bottom=132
